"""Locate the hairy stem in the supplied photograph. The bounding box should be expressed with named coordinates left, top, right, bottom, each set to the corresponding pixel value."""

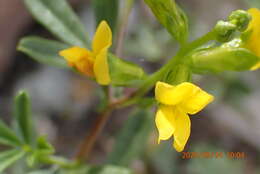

left=75, top=107, right=112, bottom=161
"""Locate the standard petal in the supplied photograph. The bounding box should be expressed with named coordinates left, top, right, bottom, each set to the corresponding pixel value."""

left=155, top=81, right=195, bottom=106
left=92, top=21, right=112, bottom=55
left=59, top=46, right=90, bottom=66
left=246, top=8, right=260, bottom=57
left=179, top=85, right=214, bottom=115
left=155, top=105, right=176, bottom=143
left=94, top=48, right=111, bottom=85
left=172, top=107, right=191, bottom=152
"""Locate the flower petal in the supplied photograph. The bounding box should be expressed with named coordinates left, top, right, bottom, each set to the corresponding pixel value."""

left=246, top=8, right=260, bottom=57
left=59, top=46, right=90, bottom=65
left=155, top=81, right=196, bottom=106
left=94, top=48, right=111, bottom=85
left=179, top=85, right=214, bottom=115
left=59, top=47, right=95, bottom=77
left=92, top=21, right=112, bottom=55
left=155, top=105, right=176, bottom=143
left=172, top=107, right=191, bottom=152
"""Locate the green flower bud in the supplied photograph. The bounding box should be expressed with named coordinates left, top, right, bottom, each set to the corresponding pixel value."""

left=191, top=46, right=259, bottom=73
left=214, top=20, right=236, bottom=42
left=144, top=0, right=189, bottom=44
left=228, top=10, right=251, bottom=32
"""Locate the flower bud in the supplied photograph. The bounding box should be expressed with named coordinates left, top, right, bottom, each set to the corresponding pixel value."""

left=228, top=10, right=251, bottom=32
left=214, top=20, right=236, bottom=42
left=144, top=0, right=189, bottom=44
left=191, top=46, right=259, bottom=73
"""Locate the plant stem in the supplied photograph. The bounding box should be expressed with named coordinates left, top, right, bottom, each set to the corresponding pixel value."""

left=74, top=94, right=132, bottom=162
left=180, top=30, right=216, bottom=54
left=75, top=107, right=112, bottom=161
left=115, top=0, right=135, bottom=57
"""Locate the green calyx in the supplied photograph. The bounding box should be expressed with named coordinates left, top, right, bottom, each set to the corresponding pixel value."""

left=163, top=64, right=192, bottom=85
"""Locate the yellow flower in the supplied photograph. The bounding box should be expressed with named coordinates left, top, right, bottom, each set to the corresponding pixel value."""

left=59, top=21, right=112, bottom=85
left=155, top=81, right=214, bottom=152
left=244, top=8, right=260, bottom=70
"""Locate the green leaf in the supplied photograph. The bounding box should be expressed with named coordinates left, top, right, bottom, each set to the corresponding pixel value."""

left=92, top=0, right=118, bottom=32
left=191, top=47, right=259, bottom=73
left=18, top=36, right=69, bottom=68
left=24, top=0, right=89, bottom=47
left=108, top=54, right=146, bottom=86
left=107, top=109, right=152, bottom=166
left=87, top=165, right=132, bottom=174
left=14, top=91, right=33, bottom=145
left=0, top=120, right=22, bottom=147
left=0, top=149, right=25, bottom=173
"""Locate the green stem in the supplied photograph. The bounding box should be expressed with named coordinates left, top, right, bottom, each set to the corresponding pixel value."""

left=120, top=30, right=216, bottom=106
left=179, top=30, right=216, bottom=55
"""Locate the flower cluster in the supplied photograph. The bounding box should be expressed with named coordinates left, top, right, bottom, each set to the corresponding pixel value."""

left=48, top=5, right=260, bottom=153
left=58, top=8, right=260, bottom=152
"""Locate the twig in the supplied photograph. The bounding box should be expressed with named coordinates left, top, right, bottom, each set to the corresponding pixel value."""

left=115, top=0, right=135, bottom=57
left=74, top=95, right=132, bottom=161
left=75, top=107, right=112, bottom=161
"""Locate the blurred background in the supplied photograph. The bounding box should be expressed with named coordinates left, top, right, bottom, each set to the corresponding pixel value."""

left=0, top=0, right=260, bottom=173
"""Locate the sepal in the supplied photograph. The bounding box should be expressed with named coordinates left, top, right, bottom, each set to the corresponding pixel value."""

left=108, top=54, right=146, bottom=86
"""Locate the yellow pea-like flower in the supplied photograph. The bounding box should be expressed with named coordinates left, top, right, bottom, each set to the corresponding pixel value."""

left=155, top=81, right=214, bottom=152
left=244, top=8, right=260, bottom=70
left=59, top=21, right=112, bottom=85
